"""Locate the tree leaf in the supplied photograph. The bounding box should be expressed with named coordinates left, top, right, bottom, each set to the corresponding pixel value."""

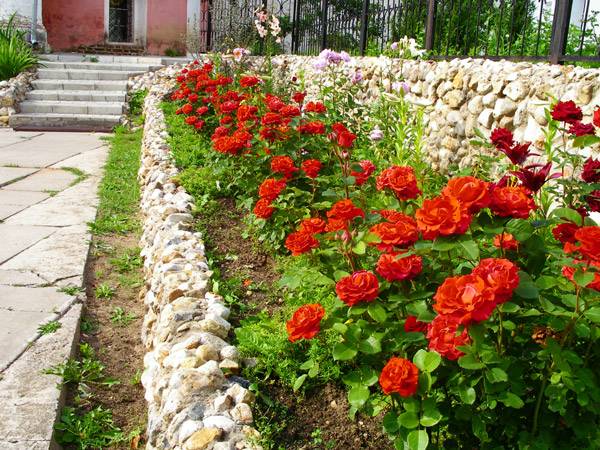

left=407, top=429, right=429, bottom=450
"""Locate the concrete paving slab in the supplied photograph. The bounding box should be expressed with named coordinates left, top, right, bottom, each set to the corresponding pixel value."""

left=6, top=178, right=99, bottom=226
left=0, top=286, right=73, bottom=313
left=0, top=224, right=56, bottom=265
left=0, top=303, right=81, bottom=447
left=0, top=309, right=53, bottom=369
left=50, top=145, right=108, bottom=177
left=0, top=167, right=37, bottom=187
left=0, top=204, right=25, bottom=220
left=0, top=189, right=49, bottom=207
left=5, top=168, right=77, bottom=192
left=0, top=270, right=46, bottom=286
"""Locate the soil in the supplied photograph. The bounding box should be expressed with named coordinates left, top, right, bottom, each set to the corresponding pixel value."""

left=200, top=198, right=393, bottom=450
left=70, top=232, right=147, bottom=449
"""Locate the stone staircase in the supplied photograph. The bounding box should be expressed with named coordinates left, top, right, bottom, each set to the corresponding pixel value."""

left=9, top=54, right=164, bottom=132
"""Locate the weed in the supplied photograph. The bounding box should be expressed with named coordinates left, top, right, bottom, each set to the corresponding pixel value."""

left=117, top=272, right=143, bottom=288
left=110, top=307, right=136, bottom=327
left=43, top=343, right=118, bottom=387
left=109, top=247, right=142, bottom=273
left=55, top=406, right=125, bottom=450
left=310, top=428, right=336, bottom=449
left=95, top=283, right=114, bottom=299
left=44, top=189, right=59, bottom=197
left=80, top=316, right=97, bottom=334
left=59, top=285, right=83, bottom=296
left=61, top=167, right=89, bottom=187
left=251, top=387, right=291, bottom=450
left=91, top=240, right=115, bottom=256
left=129, top=369, right=142, bottom=386
left=38, top=320, right=61, bottom=335
left=129, top=89, right=147, bottom=118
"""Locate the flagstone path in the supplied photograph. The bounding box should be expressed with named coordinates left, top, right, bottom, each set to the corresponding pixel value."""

left=0, top=128, right=109, bottom=449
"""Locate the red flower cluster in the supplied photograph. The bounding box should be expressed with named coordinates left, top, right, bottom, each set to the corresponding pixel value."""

left=490, top=128, right=535, bottom=165
left=376, top=252, right=423, bottom=282
left=376, top=166, right=421, bottom=200
left=286, top=304, right=326, bottom=342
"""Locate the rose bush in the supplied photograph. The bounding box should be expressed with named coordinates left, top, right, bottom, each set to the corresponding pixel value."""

left=168, top=57, right=600, bottom=449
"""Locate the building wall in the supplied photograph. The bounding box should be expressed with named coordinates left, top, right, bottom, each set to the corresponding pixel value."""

left=0, top=0, right=42, bottom=20
left=147, top=0, right=187, bottom=54
left=43, top=0, right=105, bottom=50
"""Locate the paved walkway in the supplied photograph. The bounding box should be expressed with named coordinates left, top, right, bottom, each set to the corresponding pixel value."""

left=0, top=129, right=108, bottom=449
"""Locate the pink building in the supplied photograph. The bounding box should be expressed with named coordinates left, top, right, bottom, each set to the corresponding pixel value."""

left=41, top=0, right=209, bottom=54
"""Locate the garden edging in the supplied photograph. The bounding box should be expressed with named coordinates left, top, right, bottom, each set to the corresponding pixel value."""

left=139, top=71, right=259, bottom=450
left=0, top=69, right=36, bottom=126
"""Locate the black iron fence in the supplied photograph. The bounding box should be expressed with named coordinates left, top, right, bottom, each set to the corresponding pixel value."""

left=199, top=0, right=600, bottom=63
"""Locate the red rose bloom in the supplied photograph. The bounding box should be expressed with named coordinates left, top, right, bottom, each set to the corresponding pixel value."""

left=379, top=357, right=419, bottom=397
left=376, top=166, right=421, bottom=201
left=253, top=199, right=274, bottom=219
left=286, top=304, right=326, bottom=342
left=299, top=217, right=327, bottom=234
left=240, top=75, right=261, bottom=87
left=378, top=209, right=407, bottom=223
left=562, top=261, right=600, bottom=291
left=404, top=316, right=428, bottom=333
left=258, top=178, right=287, bottom=201
left=220, top=100, right=240, bottom=114
left=442, top=176, right=491, bottom=212
left=325, top=218, right=348, bottom=232
left=551, top=100, right=583, bottom=124
left=472, top=258, right=520, bottom=304
left=285, top=231, right=320, bottom=256
left=369, top=215, right=419, bottom=251
left=573, top=226, right=600, bottom=262
left=280, top=105, right=301, bottom=118
left=587, top=190, right=600, bottom=212
left=489, top=186, right=536, bottom=219
left=582, top=157, right=600, bottom=183
left=237, top=105, right=258, bottom=122
left=351, top=160, right=376, bottom=185
left=262, top=112, right=283, bottom=126
left=416, top=195, right=472, bottom=240
left=335, top=271, right=380, bottom=306
left=594, top=107, right=600, bottom=128
left=298, top=121, right=326, bottom=134
left=327, top=199, right=365, bottom=222
left=185, top=116, right=198, bottom=125
left=553, top=223, right=579, bottom=244
left=292, top=92, right=307, bottom=104
left=569, top=121, right=596, bottom=137
left=181, top=103, right=193, bottom=114
left=304, top=101, right=326, bottom=113
left=433, top=274, right=496, bottom=324
left=493, top=232, right=519, bottom=251
left=301, top=159, right=322, bottom=178
left=196, top=106, right=209, bottom=115
left=271, top=156, right=298, bottom=178
left=427, top=315, right=471, bottom=360
left=490, top=127, right=514, bottom=149
left=336, top=128, right=357, bottom=148
left=376, top=252, right=423, bottom=282
left=188, top=93, right=199, bottom=103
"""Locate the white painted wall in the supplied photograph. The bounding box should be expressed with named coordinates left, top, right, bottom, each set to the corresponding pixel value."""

left=0, top=0, right=42, bottom=21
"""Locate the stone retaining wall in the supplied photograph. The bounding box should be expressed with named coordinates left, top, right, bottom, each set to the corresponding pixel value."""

left=139, top=76, right=259, bottom=450
left=0, top=69, right=35, bottom=126
left=267, top=56, right=600, bottom=171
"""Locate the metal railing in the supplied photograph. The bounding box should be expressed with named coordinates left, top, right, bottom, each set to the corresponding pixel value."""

left=198, top=0, right=600, bottom=63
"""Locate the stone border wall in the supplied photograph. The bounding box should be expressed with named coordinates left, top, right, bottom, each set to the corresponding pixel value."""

left=0, top=69, right=36, bottom=126
left=139, top=75, right=258, bottom=450
left=266, top=56, right=600, bottom=171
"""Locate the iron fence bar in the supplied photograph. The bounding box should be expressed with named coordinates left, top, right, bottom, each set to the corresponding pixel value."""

left=550, top=0, right=573, bottom=64
left=579, top=0, right=591, bottom=55
left=359, top=0, right=370, bottom=55
left=425, top=0, right=435, bottom=50
left=321, top=0, right=329, bottom=50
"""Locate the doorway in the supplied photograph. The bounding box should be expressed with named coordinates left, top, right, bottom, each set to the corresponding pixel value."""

left=108, top=0, right=134, bottom=42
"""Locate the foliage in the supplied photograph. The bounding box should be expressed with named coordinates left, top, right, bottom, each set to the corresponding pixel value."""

left=110, top=307, right=137, bottom=327
left=0, top=14, right=38, bottom=81
left=95, top=283, right=114, bottom=299
left=166, top=54, right=600, bottom=448
left=38, top=320, right=61, bottom=335
left=55, top=406, right=125, bottom=450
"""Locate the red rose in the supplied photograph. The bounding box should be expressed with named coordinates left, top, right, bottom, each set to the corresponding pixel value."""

left=196, top=106, right=209, bottom=115
left=327, top=199, right=365, bottom=222
left=493, top=232, right=519, bottom=251
left=286, top=304, right=326, bottom=342
left=185, top=116, right=198, bottom=125
left=253, top=199, right=274, bottom=219
left=573, top=226, right=600, bottom=262
left=553, top=223, right=579, bottom=244
left=594, top=107, right=600, bottom=128
left=240, top=75, right=261, bottom=87
left=271, top=156, right=298, bottom=178
left=376, top=166, right=421, bottom=201
left=220, top=115, right=233, bottom=125
left=404, top=316, right=428, bottom=333
left=220, top=100, right=240, bottom=114
left=472, top=258, right=520, bottom=304
left=490, top=186, right=536, bottom=219
left=490, top=127, right=514, bottom=149
left=587, top=190, right=600, bottom=212
left=285, top=231, right=319, bottom=256
left=298, top=121, right=326, bottom=134
left=262, top=112, right=282, bottom=126
left=301, top=159, right=322, bottom=178
left=569, top=121, right=596, bottom=137
left=265, top=94, right=284, bottom=112
left=551, top=100, right=583, bottom=124
left=181, top=103, right=193, bottom=115
left=258, top=178, right=286, bottom=201
left=335, top=271, right=380, bottom=306
left=376, top=252, right=423, bottom=282
left=280, top=105, right=301, bottom=118
left=415, top=195, right=472, bottom=240
left=337, top=130, right=357, bottom=148
left=562, top=261, right=600, bottom=291
left=351, top=160, right=376, bottom=185
left=237, top=105, right=258, bottom=122
left=379, top=357, right=419, bottom=397
left=582, top=157, right=600, bottom=183
left=427, top=315, right=471, bottom=360
left=292, top=92, right=307, bottom=104
left=442, top=176, right=490, bottom=212
left=433, top=274, right=496, bottom=324
left=188, top=93, right=199, bottom=103
left=304, top=101, right=326, bottom=113
left=369, top=215, right=419, bottom=251
left=299, top=217, right=327, bottom=234
left=377, top=209, right=407, bottom=223
left=325, top=218, right=348, bottom=232
left=194, top=120, right=205, bottom=130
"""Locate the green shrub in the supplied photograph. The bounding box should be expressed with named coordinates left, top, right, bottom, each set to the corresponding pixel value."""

left=0, top=14, right=38, bottom=81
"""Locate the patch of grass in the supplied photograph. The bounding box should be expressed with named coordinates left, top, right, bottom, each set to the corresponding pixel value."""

left=44, top=189, right=59, bottom=197
left=250, top=389, right=291, bottom=450
left=89, top=126, right=141, bottom=235
left=110, top=307, right=136, bottom=327
left=117, top=272, right=143, bottom=289
left=43, top=343, right=118, bottom=387
left=95, top=283, right=114, bottom=299
left=109, top=247, right=142, bottom=273
left=129, top=89, right=147, bottom=118
left=55, top=406, right=125, bottom=450
left=62, top=167, right=89, bottom=187
left=90, top=240, right=115, bottom=257
left=59, top=285, right=84, bottom=296
left=80, top=316, right=97, bottom=334
left=38, top=320, right=61, bottom=335
left=129, top=369, right=142, bottom=386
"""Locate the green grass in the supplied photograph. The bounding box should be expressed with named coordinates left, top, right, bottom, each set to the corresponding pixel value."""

left=43, top=343, right=118, bottom=387
left=95, top=283, right=114, bottom=299
left=62, top=167, right=89, bottom=187
left=109, top=307, right=136, bottom=327
left=89, top=126, right=142, bottom=235
left=55, top=406, right=125, bottom=450
left=38, top=320, right=61, bottom=335
left=109, top=247, right=142, bottom=273
left=58, top=285, right=84, bottom=296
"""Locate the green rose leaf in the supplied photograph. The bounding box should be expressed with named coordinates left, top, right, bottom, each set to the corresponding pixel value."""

left=413, top=349, right=442, bottom=373
left=498, top=392, right=525, bottom=409
left=399, top=411, right=419, bottom=429
left=584, top=307, right=600, bottom=323
left=486, top=367, right=508, bottom=383
left=348, top=385, right=370, bottom=409
left=407, top=429, right=429, bottom=450
left=367, top=302, right=388, bottom=323
left=353, top=240, right=367, bottom=255
left=432, top=237, right=457, bottom=251
left=459, top=386, right=476, bottom=404
left=359, top=335, right=382, bottom=354
left=573, top=269, right=595, bottom=288
left=458, top=354, right=485, bottom=370
left=515, top=279, right=539, bottom=299
left=383, top=411, right=400, bottom=434
left=459, top=240, right=480, bottom=260
left=420, top=407, right=442, bottom=427
left=293, top=374, right=307, bottom=392
left=333, top=342, right=357, bottom=361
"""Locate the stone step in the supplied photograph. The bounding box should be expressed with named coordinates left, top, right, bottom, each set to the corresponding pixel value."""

left=41, top=60, right=163, bottom=72
left=26, top=89, right=127, bottom=102
left=41, top=53, right=164, bottom=65
left=32, top=79, right=128, bottom=91
left=9, top=113, right=121, bottom=132
left=19, top=100, right=124, bottom=115
left=37, top=68, right=144, bottom=81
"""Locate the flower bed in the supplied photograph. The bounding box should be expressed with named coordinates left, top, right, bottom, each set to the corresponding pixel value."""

left=162, top=53, right=600, bottom=449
